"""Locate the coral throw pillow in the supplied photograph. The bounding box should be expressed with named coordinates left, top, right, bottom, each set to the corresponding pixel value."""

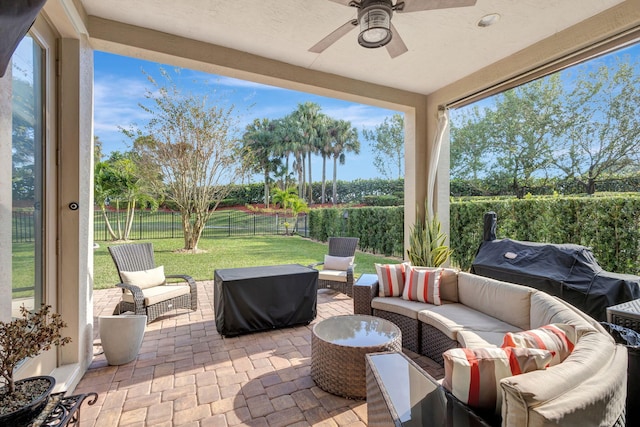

left=502, top=323, right=577, bottom=366
left=443, top=347, right=552, bottom=413
left=375, top=263, right=409, bottom=297
left=402, top=266, right=442, bottom=305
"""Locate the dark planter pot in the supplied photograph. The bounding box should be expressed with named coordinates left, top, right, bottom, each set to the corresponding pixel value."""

left=0, top=375, right=56, bottom=426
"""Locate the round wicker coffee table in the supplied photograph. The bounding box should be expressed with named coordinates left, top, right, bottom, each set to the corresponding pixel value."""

left=311, top=314, right=402, bottom=399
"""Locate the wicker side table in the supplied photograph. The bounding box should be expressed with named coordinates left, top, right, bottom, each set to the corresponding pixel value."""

left=607, top=298, right=640, bottom=332
left=311, top=315, right=401, bottom=399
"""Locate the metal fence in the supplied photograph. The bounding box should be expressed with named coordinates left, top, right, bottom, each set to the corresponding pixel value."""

left=92, top=210, right=308, bottom=242
left=12, top=210, right=36, bottom=243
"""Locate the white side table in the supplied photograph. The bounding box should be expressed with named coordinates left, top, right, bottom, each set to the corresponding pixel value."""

left=99, top=314, right=147, bottom=365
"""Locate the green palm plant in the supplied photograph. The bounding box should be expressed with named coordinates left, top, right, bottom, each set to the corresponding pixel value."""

left=406, top=203, right=453, bottom=267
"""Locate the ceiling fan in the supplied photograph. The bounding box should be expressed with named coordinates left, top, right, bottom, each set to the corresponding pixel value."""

left=309, top=0, right=477, bottom=58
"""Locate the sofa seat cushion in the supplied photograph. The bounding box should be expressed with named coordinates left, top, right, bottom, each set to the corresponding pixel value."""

left=457, top=329, right=520, bottom=348
left=318, top=269, right=347, bottom=283
left=122, top=284, right=191, bottom=306
left=458, top=272, right=534, bottom=330
left=418, top=303, right=521, bottom=341
left=371, top=296, right=429, bottom=319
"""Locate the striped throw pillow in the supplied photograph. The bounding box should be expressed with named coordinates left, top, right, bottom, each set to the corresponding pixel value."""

left=443, top=347, right=552, bottom=413
left=501, top=323, right=577, bottom=366
left=402, top=266, right=442, bottom=305
left=375, top=263, right=409, bottom=297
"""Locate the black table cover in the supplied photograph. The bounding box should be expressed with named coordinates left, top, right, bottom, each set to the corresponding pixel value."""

left=214, top=264, right=318, bottom=336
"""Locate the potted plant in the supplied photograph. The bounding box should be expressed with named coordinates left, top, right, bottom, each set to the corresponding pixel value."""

left=0, top=304, right=71, bottom=425
left=406, top=203, right=453, bottom=267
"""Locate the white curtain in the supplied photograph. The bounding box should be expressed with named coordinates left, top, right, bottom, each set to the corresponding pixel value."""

left=427, top=108, right=449, bottom=219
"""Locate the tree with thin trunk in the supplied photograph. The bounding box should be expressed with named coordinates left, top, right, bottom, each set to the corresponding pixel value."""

left=94, top=151, right=157, bottom=241
left=129, top=69, right=245, bottom=252
left=362, top=113, right=404, bottom=179
left=292, top=102, right=322, bottom=204
left=241, top=118, right=280, bottom=208
left=329, top=119, right=360, bottom=204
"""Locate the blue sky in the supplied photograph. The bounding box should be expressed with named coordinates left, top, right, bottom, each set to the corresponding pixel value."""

left=93, top=51, right=401, bottom=182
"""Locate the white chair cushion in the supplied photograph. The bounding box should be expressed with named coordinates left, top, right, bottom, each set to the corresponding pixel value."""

left=323, top=255, right=354, bottom=271
left=122, top=284, right=190, bottom=306
left=318, top=269, right=348, bottom=283
left=120, top=265, right=166, bottom=289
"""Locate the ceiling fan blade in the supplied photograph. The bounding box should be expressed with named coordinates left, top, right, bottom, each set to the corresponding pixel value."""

left=327, top=0, right=353, bottom=5
left=309, top=20, right=358, bottom=54
left=397, top=0, right=477, bottom=13
left=386, top=23, right=408, bottom=58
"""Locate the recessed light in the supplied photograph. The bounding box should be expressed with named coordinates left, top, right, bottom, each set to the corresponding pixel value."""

left=477, top=13, right=500, bottom=28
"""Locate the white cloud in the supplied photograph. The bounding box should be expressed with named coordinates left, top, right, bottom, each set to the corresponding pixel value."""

left=323, top=104, right=398, bottom=128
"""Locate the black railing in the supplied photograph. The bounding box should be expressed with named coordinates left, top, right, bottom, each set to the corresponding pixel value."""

left=92, top=210, right=308, bottom=242
left=12, top=210, right=35, bottom=242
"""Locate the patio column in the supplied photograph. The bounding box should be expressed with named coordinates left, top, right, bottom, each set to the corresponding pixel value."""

left=0, top=66, right=12, bottom=320
left=403, top=98, right=429, bottom=254
left=57, top=37, right=94, bottom=378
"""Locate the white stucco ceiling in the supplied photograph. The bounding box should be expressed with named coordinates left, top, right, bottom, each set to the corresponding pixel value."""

left=79, top=0, right=626, bottom=95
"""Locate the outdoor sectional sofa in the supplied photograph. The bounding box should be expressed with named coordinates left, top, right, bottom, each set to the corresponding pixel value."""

left=353, top=269, right=628, bottom=426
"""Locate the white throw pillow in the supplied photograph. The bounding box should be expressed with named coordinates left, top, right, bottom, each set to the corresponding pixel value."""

left=323, top=255, right=354, bottom=271
left=120, top=265, right=166, bottom=289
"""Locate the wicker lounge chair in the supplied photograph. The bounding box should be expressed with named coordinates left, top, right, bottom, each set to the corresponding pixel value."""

left=309, top=237, right=359, bottom=297
left=108, top=243, right=197, bottom=323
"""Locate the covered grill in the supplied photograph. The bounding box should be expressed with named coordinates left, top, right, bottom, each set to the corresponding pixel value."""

left=470, top=212, right=640, bottom=321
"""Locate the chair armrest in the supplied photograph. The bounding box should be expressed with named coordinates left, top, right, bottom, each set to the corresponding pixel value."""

left=353, top=274, right=379, bottom=316
left=165, top=274, right=198, bottom=310
left=115, top=282, right=147, bottom=316
left=308, top=262, right=324, bottom=269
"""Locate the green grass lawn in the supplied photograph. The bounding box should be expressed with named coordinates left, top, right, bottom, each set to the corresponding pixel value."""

left=93, top=235, right=400, bottom=290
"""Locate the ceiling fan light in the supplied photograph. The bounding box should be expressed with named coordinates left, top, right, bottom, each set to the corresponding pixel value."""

left=357, top=4, right=392, bottom=48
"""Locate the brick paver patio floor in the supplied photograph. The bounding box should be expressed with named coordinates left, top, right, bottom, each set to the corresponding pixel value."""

left=74, top=281, right=443, bottom=426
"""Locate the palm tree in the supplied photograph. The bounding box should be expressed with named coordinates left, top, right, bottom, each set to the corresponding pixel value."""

left=241, top=118, right=279, bottom=208
left=317, top=115, right=333, bottom=204
left=292, top=102, right=323, bottom=204
left=329, top=120, right=360, bottom=204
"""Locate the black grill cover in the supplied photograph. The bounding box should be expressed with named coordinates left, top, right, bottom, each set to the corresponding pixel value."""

left=471, top=238, right=640, bottom=321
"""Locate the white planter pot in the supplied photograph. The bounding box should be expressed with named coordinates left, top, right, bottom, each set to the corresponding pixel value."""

left=99, top=315, right=147, bottom=365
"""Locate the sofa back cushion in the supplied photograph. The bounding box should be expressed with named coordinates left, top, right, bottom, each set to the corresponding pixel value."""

left=458, top=273, right=534, bottom=330
left=529, top=291, right=598, bottom=336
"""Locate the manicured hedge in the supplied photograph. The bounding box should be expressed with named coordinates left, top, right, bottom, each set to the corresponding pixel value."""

left=450, top=196, right=640, bottom=274
left=309, top=206, right=404, bottom=257
left=310, top=195, right=640, bottom=275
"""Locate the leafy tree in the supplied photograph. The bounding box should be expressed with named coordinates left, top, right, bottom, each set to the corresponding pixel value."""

left=485, top=75, right=564, bottom=198
left=553, top=58, right=640, bottom=194
left=94, top=135, right=104, bottom=165
left=130, top=69, right=245, bottom=251
left=450, top=105, right=492, bottom=183
left=11, top=78, right=36, bottom=201
left=362, top=113, right=404, bottom=179
left=94, top=151, right=157, bottom=241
